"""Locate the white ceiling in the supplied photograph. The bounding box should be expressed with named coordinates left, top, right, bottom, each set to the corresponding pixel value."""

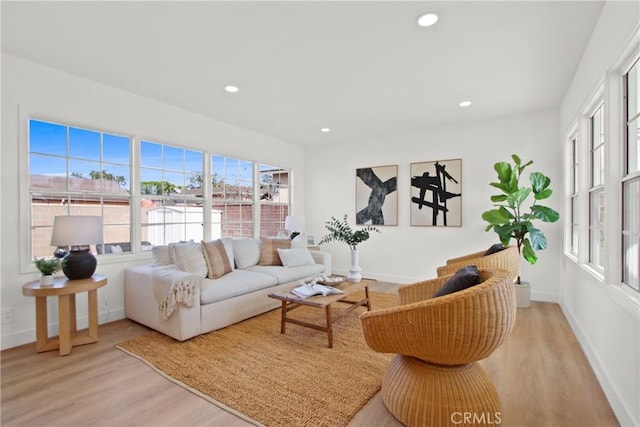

left=1, top=1, right=604, bottom=146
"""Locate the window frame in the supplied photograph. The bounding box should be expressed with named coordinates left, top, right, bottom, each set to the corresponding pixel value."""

left=588, top=102, right=606, bottom=273
left=622, top=56, right=640, bottom=292
left=258, top=164, right=291, bottom=238
left=565, top=123, right=579, bottom=260
left=210, top=154, right=256, bottom=239
left=138, top=139, right=205, bottom=247
left=27, top=118, right=133, bottom=260
left=21, top=115, right=292, bottom=272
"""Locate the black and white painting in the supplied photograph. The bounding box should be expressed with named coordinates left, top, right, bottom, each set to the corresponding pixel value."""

left=410, top=159, right=462, bottom=227
left=356, top=165, right=398, bottom=226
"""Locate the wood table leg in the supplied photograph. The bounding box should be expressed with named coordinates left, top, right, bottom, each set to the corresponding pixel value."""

left=87, top=289, right=98, bottom=341
left=325, top=305, right=333, bottom=348
left=280, top=301, right=287, bottom=334
left=57, top=295, right=72, bottom=356
left=35, top=296, right=49, bottom=352
left=69, top=293, right=77, bottom=337
left=365, top=285, right=371, bottom=311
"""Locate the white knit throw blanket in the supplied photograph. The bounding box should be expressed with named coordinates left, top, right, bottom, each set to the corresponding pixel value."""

left=152, top=265, right=202, bottom=320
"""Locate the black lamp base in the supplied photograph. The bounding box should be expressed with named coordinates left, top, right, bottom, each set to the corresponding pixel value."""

left=62, top=248, right=97, bottom=280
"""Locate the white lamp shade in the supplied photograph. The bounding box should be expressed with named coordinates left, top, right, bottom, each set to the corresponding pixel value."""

left=50, top=215, right=104, bottom=246
left=285, top=215, right=305, bottom=232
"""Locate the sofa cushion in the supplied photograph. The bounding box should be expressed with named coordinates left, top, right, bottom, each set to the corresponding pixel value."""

left=433, top=265, right=482, bottom=297
left=277, top=248, right=316, bottom=268
left=199, top=270, right=278, bottom=304
left=232, top=238, right=261, bottom=269
left=247, top=263, right=325, bottom=283
left=170, top=242, right=208, bottom=277
left=259, top=238, right=291, bottom=266
left=220, top=237, right=235, bottom=271
left=152, top=245, right=172, bottom=266
left=201, top=240, right=233, bottom=279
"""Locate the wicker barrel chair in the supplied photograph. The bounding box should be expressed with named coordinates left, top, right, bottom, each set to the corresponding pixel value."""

left=360, top=269, right=516, bottom=427
left=436, top=245, right=520, bottom=279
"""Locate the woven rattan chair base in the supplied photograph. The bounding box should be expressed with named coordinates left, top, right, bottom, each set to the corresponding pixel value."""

left=382, top=355, right=501, bottom=427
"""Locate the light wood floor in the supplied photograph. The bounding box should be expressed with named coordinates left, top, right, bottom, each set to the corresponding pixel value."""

left=1, top=283, right=619, bottom=427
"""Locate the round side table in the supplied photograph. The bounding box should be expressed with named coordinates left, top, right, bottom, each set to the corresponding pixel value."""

left=22, top=274, right=107, bottom=356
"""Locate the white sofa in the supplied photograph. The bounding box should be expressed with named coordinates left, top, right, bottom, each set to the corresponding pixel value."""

left=124, top=237, right=331, bottom=341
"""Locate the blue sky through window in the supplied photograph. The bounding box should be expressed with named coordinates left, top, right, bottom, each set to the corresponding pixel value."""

left=29, top=119, right=131, bottom=180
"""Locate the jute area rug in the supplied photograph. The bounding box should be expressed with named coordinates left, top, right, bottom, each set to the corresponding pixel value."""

left=117, top=291, right=398, bottom=427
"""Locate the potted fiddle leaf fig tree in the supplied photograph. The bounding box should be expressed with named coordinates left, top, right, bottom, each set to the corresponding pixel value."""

left=481, top=155, right=559, bottom=306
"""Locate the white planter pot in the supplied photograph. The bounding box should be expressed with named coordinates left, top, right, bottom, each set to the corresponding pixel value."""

left=515, top=281, right=531, bottom=308
left=347, top=249, right=362, bottom=283
left=40, top=274, right=54, bottom=286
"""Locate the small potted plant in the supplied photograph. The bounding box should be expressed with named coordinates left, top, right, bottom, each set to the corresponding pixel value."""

left=33, top=256, right=62, bottom=285
left=481, top=154, right=559, bottom=306
left=319, top=215, right=380, bottom=282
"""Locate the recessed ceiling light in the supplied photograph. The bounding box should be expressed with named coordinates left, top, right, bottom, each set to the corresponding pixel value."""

left=320, top=127, right=331, bottom=133
left=224, top=85, right=239, bottom=93
left=417, top=13, right=438, bottom=27
left=459, top=101, right=472, bottom=107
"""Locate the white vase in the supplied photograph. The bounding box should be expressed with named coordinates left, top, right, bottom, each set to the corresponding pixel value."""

left=347, top=249, right=362, bottom=283
left=40, top=274, right=54, bottom=286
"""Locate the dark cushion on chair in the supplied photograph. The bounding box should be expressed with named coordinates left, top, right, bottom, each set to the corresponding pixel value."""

left=484, top=243, right=505, bottom=256
left=433, top=265, right=482, bottom=297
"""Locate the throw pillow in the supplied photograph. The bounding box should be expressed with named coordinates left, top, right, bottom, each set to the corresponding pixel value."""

left=259, top=238, right=291, bottom=266
left=277, top=248, right=316, bottom=268
left=220, top=237, right=236, bottom=270
left=170, top=242, right=208, bottom=277
left=433, top=265, right=482, bottom=297
left=232, top=238, right=262, bottom=269
left=152, top=245, right=172, bottom=266
left=484, top=243, right=505, bottom=256
left=201, top=240, right=233, bottom=279
left=110, top=244, right=123, bottom=254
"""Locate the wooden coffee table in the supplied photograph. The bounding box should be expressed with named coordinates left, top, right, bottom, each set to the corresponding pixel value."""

left=268, top=278, right=375, bottom=348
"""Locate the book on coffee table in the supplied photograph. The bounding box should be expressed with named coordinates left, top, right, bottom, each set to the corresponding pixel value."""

left=291, top=284, right=345, bottom=299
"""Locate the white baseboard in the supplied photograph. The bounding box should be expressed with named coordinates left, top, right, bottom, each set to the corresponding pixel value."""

left=530, top=291, right=560, bottom=303
left=1, top=307, right=126, bottom=351
left=561, top=304, right=637, bottom=427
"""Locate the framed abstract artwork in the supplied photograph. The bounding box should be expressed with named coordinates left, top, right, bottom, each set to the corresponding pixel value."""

left=356, top=165, right=398, bottom=226
left=410, top=159, right=462, bottom=227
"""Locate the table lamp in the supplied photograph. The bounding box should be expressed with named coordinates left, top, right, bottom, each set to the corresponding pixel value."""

left=50, top=215, right=104, bottom=280
left=284, top=215, right=305, bottom=240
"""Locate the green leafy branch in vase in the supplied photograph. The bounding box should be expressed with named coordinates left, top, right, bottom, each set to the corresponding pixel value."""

left=319, top=215, right=380, bottom=250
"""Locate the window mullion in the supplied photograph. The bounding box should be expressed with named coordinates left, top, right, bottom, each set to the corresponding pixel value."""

left=130, top=136, right=141, bottom=253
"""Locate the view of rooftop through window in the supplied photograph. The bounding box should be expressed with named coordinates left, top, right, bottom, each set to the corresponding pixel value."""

left=28, top=119, right=290, bottom=257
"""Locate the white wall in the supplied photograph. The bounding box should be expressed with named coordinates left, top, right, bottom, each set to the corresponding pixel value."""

left=304, top=109, right=563, bottom=301
left=1, top=54, right=306, bottom=350
left=559, top=2, right=640, bottom=426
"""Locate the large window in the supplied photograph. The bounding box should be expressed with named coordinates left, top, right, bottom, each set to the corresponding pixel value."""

left=623, top=58, right=639, bottom=291
left=139, top=140, right=204, bottom=246
left=27, top=120, right=291, bottom=261
left=29, top=119, right=132, bottom=257
left=589, top=105, right=605, bottom=270
left=259, top=164, right=290, bottom=237
left=211, top=155, right=254, bottom=238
